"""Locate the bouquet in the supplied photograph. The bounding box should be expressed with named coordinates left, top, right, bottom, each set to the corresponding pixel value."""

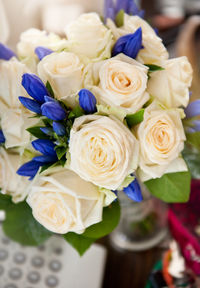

left=0, top=0, right=198, bottom=255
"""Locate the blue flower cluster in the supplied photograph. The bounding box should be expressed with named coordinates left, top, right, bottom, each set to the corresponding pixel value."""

left=0, top=43, right=16, bottom=61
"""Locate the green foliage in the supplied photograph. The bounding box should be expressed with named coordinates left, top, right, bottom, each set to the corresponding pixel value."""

left=126, top=109, right=144, bottom=128
left=64, top=201, right=120, bottom=255
left=145, top=171, right=191, bottom=203
left=115, top=9, right=124, bottom=27
left=46, top=81, right=55, bottom=98
left=26, top=126, right=50, bottom=140
left=55, top=146, right=67, bottom=160
left=0, top=194, right=52, bottom=246
left=68, top=106, right=84, bottom=119
left=145, top=64, right=164, bottom=73
left=186, top=132, right=200, bottom=151
left=182, top=145, right=200, bottom=179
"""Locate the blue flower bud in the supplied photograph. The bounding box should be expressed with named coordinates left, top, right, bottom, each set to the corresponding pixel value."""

left=127, top=0, right=145, bottom=17
left=22, top=73, right=50, bottom=103
left=115, top=0, right=128, bottom=13
left=112, top=27, right=143, bottom=59
left=0, top=130, right=5, bottom=143
left=123, top=177, right=143, bottom=202
left=0, top=43, right=16, bottom=60
left=35, top=46, right=53, bottom=60
left=53, top=122, right=66, bottom=136
left=79, top=89, right=97, bottom=114
left=32, top=139, right=56, bottom=156
left=33, top=155, right=57, bottom=163
left=44, top=95, right=57, bottom=103
left=185, top=100, right=200, bottom=118
left=19, top=96, right=42, bottom=114
left=17, top=160, right=41, bottom=179
left=41, top=101, right=66, bottom=121
left=40, top=127, right=54, bottom=136
left=104, top=0, right=115, bottom=22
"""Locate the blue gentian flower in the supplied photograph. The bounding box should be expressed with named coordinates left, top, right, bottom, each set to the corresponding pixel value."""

left=35, top=46, right=53, bottom=60
left=40, top=127, right=54, bottom=136
left=33, top=155, right=58, bottom=163
left=0, top=43, right=16, bottom=60
left=44, top=95, right=57, bottom=103
left=79, top=89, right=97, bottom=114
left=104, top=0, right=116, bottom=21
left=185, top=100, right=200, bottom=119
left=19, top=96, right=42, bottom=114
left=17, top=160, right=41, bottom=180
left=126, top=0, right=145, bottom=17
left=22, top=73, right=50, bottom=103
left=112, top=27, right=143, bottom=58
left=123, top=177, right=143, bottom=202
left=32, top=139, right=56, bottom=156
left=41, top=101, right=66, bottom=121
left=0, top=130, right=5, bottom=143
left=53, top=122, right=66, bottom=136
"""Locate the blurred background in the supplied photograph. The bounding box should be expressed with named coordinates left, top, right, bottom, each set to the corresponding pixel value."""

left=1, top=0, right=200, bottom=287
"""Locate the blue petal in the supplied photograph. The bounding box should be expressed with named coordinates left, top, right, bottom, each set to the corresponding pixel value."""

left=41, top=102, right=66, bottom=121
left=0, top=130, right=5, bottom=143
left=35, top=46, right=53, bottom=60
left=33, top=155, right=57, bottom=163
left=44, top=95, right=57, bottom=103
left=17, top=160, right=41, bottom=179
left=127, top=0, right=145, bottom=17
left=193, top=120, right=200, bottom=132
left=22, top=73, right=50, bottom=103
left=123, top=178, right=143, bottom=202
left=53, top=122, right=66, bottom=136
left=104, top=0, right=116, bottom=22
left=79, top=89, right=97, bottom=114
left=0, top=43, right=16, bottom=60
left=185, top=100, right=200, bottom=118
left=116, top=0, right=128, bottom=13
left=40, top=127, right=54, bottom=136
left=19, top=96, right=41, bottom=114
left=112, top=27, right=143, bottom=59
left=32, top=139, right=56, bottom=156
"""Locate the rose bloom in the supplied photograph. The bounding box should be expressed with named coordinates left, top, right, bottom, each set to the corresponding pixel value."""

left=147, top=57, right=193, bottom=108
left=107, top=14, right=168, bottom=65
left=38, top=51, right=84, bottom=107
left=0, top=148, right=29, bottom=203
left=86, top=54, right=149, bottom=114
left=69, top=115, right=139, bottom=190
left=65, top=13, right=113, bottom=62
left=27, top=168, right=106, bottom=234
left=0, top=58, right=35, bottom=148
left=136, top=102, right=187, bottom=181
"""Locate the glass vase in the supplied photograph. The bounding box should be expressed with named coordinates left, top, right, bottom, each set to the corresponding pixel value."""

left=110, top=185, right=168, bottom=251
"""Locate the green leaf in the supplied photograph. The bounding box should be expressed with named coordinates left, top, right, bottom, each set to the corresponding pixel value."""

left=68, top=106, right=84, bottom=119
left=144, top=171, right=191, bottom=203
left=186, top=132, right=200, bottom=151
left=3, top=201, right=52, bottom=246
left=0, top=193, right=13, bottom=210
left=126, top=109, right=144, bottom=128
left=83, top=201, right=120, bottom=239
left=182, top=146, right=200, bottom=179
left=46, top=81, right=55, bottom=98
left=63, top=233, right=96, bottom=256
left=27, top=126, right=50, bottom=140
left=145, top=64, right=164, bottom=73
left=55, top=146, right=67, bottom=160
left=115, top=9, right=124, bottom=27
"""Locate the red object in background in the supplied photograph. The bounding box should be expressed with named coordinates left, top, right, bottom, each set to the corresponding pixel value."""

left=168, top=180, right=200, bottom=275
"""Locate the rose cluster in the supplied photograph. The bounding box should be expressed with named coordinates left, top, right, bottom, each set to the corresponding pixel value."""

left=0, top=3, right=194, bottom=238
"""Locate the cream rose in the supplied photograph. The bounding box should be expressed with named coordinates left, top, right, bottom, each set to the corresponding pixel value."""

left=27, top=168, right=105, bottom=234
left=107, top=14, right=168, bottom=65
left=87, top=54, right=149, bottom=114
left=69, top=115, right=139, bottom=190
left=38, top=51, right=84, bottom=106
left=0, top=148, right=29, bottom=203
left=147, top=57, right=193, bottom=108
left=65, top=13, right=113, bottom=62
left=136, top=102, right=187, bottom=181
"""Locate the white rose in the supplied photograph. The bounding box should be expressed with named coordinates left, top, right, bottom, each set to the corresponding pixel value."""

left=0, top=148, right=29, bottom=203
left=38, top=51, right=84, bottom=107
left=86, top=54, right=149, bottom=114
left=17, top=28, right=68, bottom=59
left=147, top=57, right=193, bottom=108
left=107, top=14, right=168, bottom=65
left=136, top=102, right=187, bottom=181
left=69, top=115, right=139, bottom=190
left=27, top=168, right=105, bottom=234
left=65, top=13, right=113, bottom=62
